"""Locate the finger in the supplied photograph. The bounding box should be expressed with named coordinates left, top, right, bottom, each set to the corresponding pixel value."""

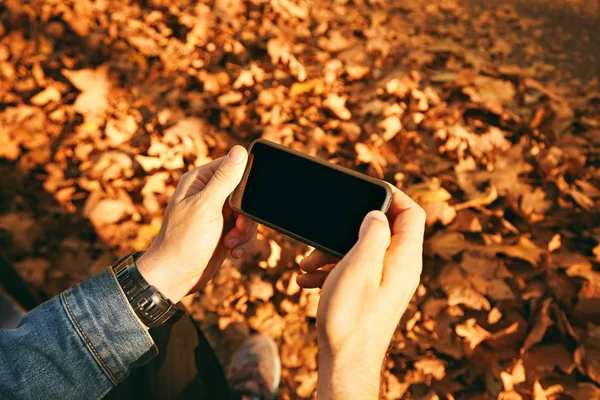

left=231, top=235, right=257, bottom=259
left=235, top=214, right=258, bottom=235
left=351, top=210, right=391, bottom=266
left=223, top=219, right=258, bottom=249
left=380, top=197, right=426, bottom=292
left=300, top=250, right=339, bottom=273
left=387, top=190, right=425, bottom=239
left=171, top=158, right=224, bottom=204
left=329, top=211, right=390, bottom=289
left=297, top=270, right=330, bottom=288
left=199, top=146, right=248, bottom=209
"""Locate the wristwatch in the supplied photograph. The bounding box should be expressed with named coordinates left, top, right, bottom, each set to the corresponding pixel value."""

left=112, top=252, right=184, bottom=328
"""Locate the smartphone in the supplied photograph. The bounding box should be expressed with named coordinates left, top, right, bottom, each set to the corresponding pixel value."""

left=229, top=139, right=393, bottom=258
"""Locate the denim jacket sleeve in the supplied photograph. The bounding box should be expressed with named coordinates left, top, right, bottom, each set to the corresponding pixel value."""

left=0, top=268, right=158, bottom=400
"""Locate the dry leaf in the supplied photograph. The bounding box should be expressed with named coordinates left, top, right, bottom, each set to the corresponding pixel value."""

left=456, top=318, right=491, bottom=349
left=427, top=231, right=467, bottom=260
left=439, top=264, right=491, bottom=310
left=323, top=94, right=351, bottom=120
left=86, top=199, right=130, bottom=226
left=62, top=64, right=110, bottom=119
left=379, top=115, right=402, bottom=141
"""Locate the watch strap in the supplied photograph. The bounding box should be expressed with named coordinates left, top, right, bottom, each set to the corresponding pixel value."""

left=112, top=252, right=184, bottom=328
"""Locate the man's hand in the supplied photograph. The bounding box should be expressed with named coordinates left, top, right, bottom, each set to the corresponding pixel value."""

left=297, top=187, right=426, bottom=400
left=136, top=146, right=258, bottom=303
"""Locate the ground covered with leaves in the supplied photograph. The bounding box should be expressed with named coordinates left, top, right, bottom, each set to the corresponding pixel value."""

left=1, top=0, right=599, bottom=398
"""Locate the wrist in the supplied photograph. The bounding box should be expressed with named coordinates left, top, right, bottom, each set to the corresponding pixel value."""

left=317, top=341, right=383, bottom=400
left=136, top=251, right=184, bottom=303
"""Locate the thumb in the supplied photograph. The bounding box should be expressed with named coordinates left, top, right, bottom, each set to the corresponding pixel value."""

left=201, top=145, right=248, bottom=208
left=353, top=210, right=391, bottom=265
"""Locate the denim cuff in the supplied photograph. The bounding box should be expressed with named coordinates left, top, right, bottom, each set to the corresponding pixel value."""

left=60, top=268, right=158, bottom=385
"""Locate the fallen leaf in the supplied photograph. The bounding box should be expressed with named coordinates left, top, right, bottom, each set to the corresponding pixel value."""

left=267, top=37, right=306, bottom=81
left=414, top=358, right=446, bottom=380
left=62, top=64, right=110, bottom=120
left=427, top=231, right=467, bottom=260
left=456, top=318, right=491, bottom=349
left=323, top=94, right=351, bottom=120
left=439, top=264, right=491, bottom=310
left=547, top=234, right=561, bottom=252
left=378, top=115, right=402, bottom=141
left=259, top=240, right=282, bottom=268
left=30, top=86, right=61, bottom=106
left=86, top=199, right=130, bottom=226
left=247, top=275, right=274, bottom=302
left=485, top=236, right=544, bottom=266
left=521, top=298, right=554, bottom=354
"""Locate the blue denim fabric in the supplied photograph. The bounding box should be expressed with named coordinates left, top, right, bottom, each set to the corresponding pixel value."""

left=0, top=268, right=157, bottom=399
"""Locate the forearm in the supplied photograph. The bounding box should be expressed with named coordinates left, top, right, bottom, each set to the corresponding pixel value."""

left=0, top=269, right=157, bottom=399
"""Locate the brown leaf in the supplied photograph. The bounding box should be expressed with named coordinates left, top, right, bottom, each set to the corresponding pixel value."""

left=547, top=234, right=562, bottom=252
left=439, top=264, right=491, bottom=310
left=521, top=187, right=552, bottom=220
left=532, top=381, right=564, bottom=400
left=378, top=115, right=402, bottom=141
left=317, top=30, right=353, bottom=53
left=217, top=91, right=243, bottom=107
left=163, top=118, right=209, bottom=165
left=456, top=318, right=491, bottom=349
left=30, top=86, right=61, bottom=106
left=105, top=115, right=137, bottom=146
left=0, top=212, right=43, bottom=253
left=275, top=271, right=301, bottom=296
left=135, top=155, right=163, bottom=172
left=294, top=370, right=317, bottom=398
left=521, top=298, right=553, bottom=354
left=500, top=359, right=526, bottom=391
left=323, top=94, right=352, bottom=120
left=422, top=202, right=457, bottom=227
left=248, top=302, right=285, bottom=339
left=86, top=199, right=130, bottom=226
left=267, top=37, right=306, bottom=81
left=62, top=64, right=110, bottom=119
left=258, top=240, right=282, bottom=268
left=486, top=236, right=545, bottom=266
left=414, top=358, right=446, bottom=380
left=247, top=275, right=274, bottom=302
left=385, top=371, right=411, bottom=400
left=406, top=180, right=452, bottom=204
left=427, top=231, right=467, bottom=260
left=14, top=258, right=50, bottom=287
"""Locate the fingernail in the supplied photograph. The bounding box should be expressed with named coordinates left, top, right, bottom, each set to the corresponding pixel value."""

left=233, top=248, right=244, bottom=258
left=366, top=210, right=387, bottom=223
left=228, top=146, right=246, bottom=164
left=229, top=237, right=240, bottom=248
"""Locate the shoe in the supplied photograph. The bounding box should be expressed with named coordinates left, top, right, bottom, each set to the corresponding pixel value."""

left=227, top=334, right=281, bottom=400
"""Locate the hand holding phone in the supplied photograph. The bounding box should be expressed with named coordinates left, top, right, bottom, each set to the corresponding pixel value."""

left=229, top=139, right=393, bottom=257
left=298, top=189, right=426, bottom=400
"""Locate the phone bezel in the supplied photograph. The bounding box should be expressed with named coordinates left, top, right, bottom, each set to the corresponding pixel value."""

left=229, top=138, right=393, bottom=258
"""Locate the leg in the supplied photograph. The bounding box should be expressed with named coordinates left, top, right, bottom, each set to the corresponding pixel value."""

left=105, top=315, right=230, bottom=400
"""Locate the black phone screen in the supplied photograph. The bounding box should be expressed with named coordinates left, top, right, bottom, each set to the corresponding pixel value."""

left=240, top=141, right=390, bottom=256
